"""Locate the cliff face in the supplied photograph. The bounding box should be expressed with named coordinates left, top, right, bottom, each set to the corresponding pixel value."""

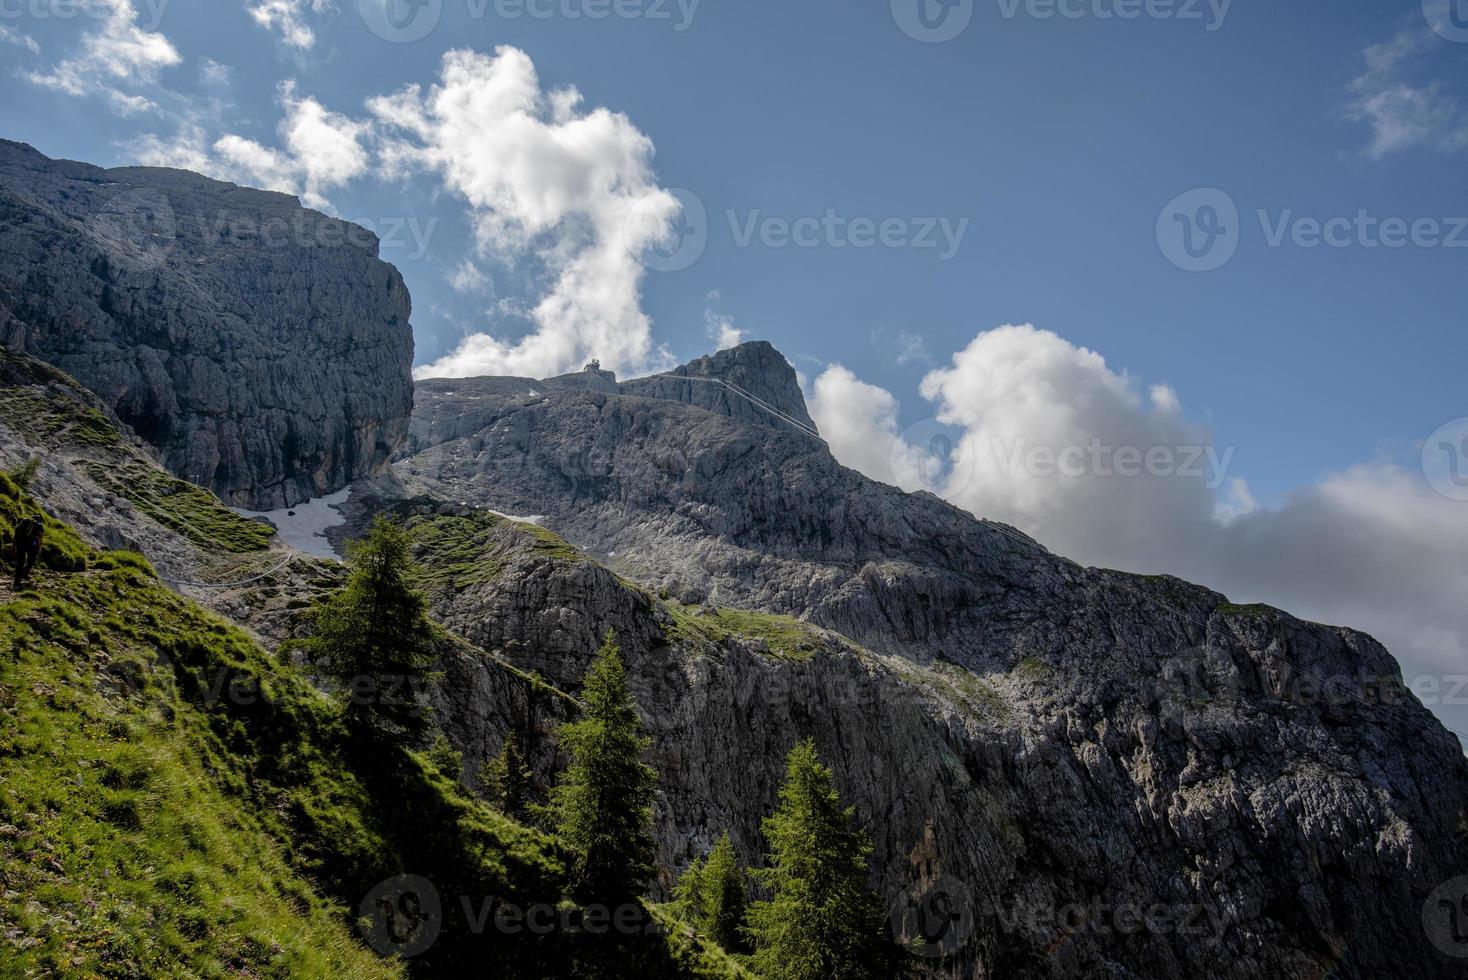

left=392, top=346, right=1468, bottom=979
left=0, top=140, right=414, bottom=509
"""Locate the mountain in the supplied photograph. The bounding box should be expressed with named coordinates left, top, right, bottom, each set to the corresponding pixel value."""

left=385, top=346, right=1468, bottom=978
left=0, top=141, right=413, bottom=509
left=0, top=349, right=744, bottom=978
left=1, top=144, right=1465, bottom=977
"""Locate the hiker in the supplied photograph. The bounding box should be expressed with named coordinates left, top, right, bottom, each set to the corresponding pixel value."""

left=11, top=516, right=42, bottom=590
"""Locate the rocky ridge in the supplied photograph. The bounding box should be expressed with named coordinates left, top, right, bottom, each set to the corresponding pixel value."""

left=0, top=140, right=414, bottom=509
left=386, top=345, right=1468, bottom=979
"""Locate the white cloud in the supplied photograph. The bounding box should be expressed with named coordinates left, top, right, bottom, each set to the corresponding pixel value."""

left=449, top=259, right=491, bottom=294
left=24, top=0, right=181, bottom=115
left=915, top=325, right=1222, bottom=571
left=131, top=82, right=368, bottom=209
left=704, top=292, right=745, bottom=351
left=200, top=59, right=233, bottom=87
left=1347, top=23, right=1468, bottom=158
left=872, top=327, right=931, bottom=366
left=806, top=364, right=936, bottom=493
left=126, top=46, right=676, bottom=376
left=812, top=326, right=1468, bottom=740
left=245, top=0, right=332, bottom=49
left=372, top=47, right=677, bottom=380
left=0, top=24, right=40, bottom=54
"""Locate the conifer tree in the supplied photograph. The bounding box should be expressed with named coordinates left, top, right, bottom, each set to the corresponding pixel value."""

left=551, top=632, right=657, bottom=907
left=746, top=739, right=900, bottom=979
left=676, top=830, right=748, bottom=954
left=308, top=517, right=437, bottom=743
left=486, top=730, right=533, bottom=820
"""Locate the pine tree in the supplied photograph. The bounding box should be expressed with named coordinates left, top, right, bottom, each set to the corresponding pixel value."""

left=746, top=739, right=900, bottom=980
left=486, top=730, right=533, bottom=820
left=308, top=517, right=437, bottom=743
left=550, top=632, right=657, bottom=908
left=676, top=831, right=748, bottom=954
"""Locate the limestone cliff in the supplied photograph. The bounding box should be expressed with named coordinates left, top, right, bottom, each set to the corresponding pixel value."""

left=0, top=140, right=414, bottom=509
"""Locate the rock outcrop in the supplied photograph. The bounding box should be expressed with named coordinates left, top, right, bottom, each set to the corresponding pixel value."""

left=388, top=344, right=1468, bottom=979
left=0, top=140, right=414, bottom=509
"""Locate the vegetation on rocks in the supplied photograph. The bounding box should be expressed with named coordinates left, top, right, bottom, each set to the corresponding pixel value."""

left=664, top=604, right=825, bottom=662
left=0, top=478, right=744, bottom=978
left=77, top=459, right=274, bottom=554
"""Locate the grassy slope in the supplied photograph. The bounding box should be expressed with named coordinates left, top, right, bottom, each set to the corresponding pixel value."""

left=0, top=475, right=398, bottom=977
left=0, top=477, right=747, bottom=978
left=0, top=347, right=273, bottom=555
left=402, top=508, right=826, bottom=665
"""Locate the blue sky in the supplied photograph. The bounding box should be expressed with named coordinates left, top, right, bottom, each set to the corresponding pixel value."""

left=4, top=0, right=1468, bottom=736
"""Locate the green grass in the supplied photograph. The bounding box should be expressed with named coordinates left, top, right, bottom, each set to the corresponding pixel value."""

left=1217, top=602, right=1276, bottom=619
left=0, top=479, right=756, bottom=978
left=402, top=511, right=510, bottom=592
left=1011, top=656, right=1053, bottom=682
left=0, top=490, right=397, bottom=977
left=0, top=388, right=121, bottom=449
left=519, top=522, right=586, bottom=563
left=402, top=510, right=587, bottom=599
left=930, top=659, right=1006, bottom=714
left=893, top=659, right=1008, bottom=721
left=76, top=459, right=274, bottom=554
left=663, top=604, right=824, bottom=662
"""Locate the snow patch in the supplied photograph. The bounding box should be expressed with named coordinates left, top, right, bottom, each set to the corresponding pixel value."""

left=234, top=487, right=351, bottom=560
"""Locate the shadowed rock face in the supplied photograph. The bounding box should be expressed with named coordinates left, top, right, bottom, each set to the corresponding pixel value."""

left=0, top=140, right=414, bottom=509
left=393, top=344, right=1468, bottom=979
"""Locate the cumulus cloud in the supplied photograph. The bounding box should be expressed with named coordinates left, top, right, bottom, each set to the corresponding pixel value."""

left=811, top=325, right=1468, bottom=739
left=916, top=325, right=1226, bottom=572
left=24, top=0, right=181, bottom=115
left=132, top=82, right=368, bottom=209
left=125, top=46, right=677, bottom=377
left=1208, top=466, right=1468, bottom=689
left=808, top=365, right=935, bottom=492
left=1347, top=22, right=1468, bottom=158
left=245, top=0, right=332, bottom=49
left=372, top=47, right=678, bottom=380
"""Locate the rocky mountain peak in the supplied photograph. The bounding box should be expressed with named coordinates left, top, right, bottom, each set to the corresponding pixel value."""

left=618, top=340, right=819, bottom=436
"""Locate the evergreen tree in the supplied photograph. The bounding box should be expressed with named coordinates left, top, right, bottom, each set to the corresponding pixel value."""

left=746, top=740, right=900, bottom=980
left=550, top=632, right=657, bottom=907
left=675, top=831, right=748, bottom=954
left=486, top=729, right=533, bottom=820
left=308, top=517, right=437, bottom=743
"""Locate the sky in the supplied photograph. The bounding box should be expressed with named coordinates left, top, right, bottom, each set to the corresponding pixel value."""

left=2, top=0, right=1467, bottom=740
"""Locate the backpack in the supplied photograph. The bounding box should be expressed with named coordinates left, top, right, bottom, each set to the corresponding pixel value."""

left=14, top=518, right=39, bottom=548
